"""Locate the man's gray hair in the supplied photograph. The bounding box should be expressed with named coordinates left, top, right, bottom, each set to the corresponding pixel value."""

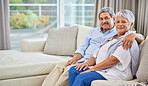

left=98, top=7, right=115, bottom=18
left=115, top=10, right=135, bottom=25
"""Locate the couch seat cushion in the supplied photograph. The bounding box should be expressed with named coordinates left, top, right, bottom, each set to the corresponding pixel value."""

left=0, top=50, right=71, bottom=80
left=91, top=79, right=139, bottom=86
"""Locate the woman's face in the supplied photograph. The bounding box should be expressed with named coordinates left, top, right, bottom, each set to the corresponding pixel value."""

left=115, top=16, right=133, bottom=36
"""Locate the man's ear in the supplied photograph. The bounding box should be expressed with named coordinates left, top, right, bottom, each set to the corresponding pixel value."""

left=113, top=17, right=115, bottom=22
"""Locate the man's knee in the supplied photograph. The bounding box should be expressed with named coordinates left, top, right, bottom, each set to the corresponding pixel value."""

left=69, top=66, right=76, bottom=74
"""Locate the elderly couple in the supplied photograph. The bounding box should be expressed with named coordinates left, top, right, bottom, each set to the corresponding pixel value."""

left=67, top=7, right=144, bottom=86
left=43, top=7, right=144, bottom=86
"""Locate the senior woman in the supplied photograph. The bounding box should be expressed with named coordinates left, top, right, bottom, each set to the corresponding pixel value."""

left=68, top=10, right=139, bottom=86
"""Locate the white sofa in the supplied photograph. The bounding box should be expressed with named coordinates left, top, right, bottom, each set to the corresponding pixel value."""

left=0, top=24, right=147, bottom=86
left=0, top=25, right=92, bottom=86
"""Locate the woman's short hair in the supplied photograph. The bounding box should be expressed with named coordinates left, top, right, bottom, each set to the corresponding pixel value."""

left=115, top=10, right=135, bottom=26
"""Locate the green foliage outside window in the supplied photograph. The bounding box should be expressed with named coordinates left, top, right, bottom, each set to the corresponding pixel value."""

left=34, top=15, right=49, bottom=30
left=34, top=0, right=48, bottom=4
left=10, top=12, right=27, bottom=29
left=10, top=10, right=38, bottom=29
left=10, top=10, right=49, bottom=30
left=25, top=10, right=38, bottom=27
left=9, top=0, right=50, bottom=29
left=9, top=0, right=26, bottom=11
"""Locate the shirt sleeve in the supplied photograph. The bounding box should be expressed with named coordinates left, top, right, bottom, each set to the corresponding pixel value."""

left=112, top=46, right=131, bottom=71
left=75, top=29, right=92, bottom=57
left=130, top=31, right=145, bottom=40
left=136, top=33, right=145, bottom=40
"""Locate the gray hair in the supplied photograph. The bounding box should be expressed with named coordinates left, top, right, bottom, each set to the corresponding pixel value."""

left=115, top=10, right=135, bottom=26
left=98, top=7, right=115, bottom=18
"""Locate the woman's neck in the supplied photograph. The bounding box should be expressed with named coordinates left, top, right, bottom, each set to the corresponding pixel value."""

left=115, top=34, right=123, bottom=39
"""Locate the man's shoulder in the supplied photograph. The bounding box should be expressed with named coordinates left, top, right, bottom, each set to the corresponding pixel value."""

left=86, top=27, right=102, bottom=36
left=92, top=27, right=101, bottom=30
left=89, top=27, right=101, bottom=32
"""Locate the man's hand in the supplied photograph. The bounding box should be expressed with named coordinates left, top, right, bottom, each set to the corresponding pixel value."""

left=122, top=33, right=136, bottom=50
left=75, top=62, right=89, bottom=71
left=66, top=53, right=82, bottom=66
left=66, top=59, right=76, bottom=66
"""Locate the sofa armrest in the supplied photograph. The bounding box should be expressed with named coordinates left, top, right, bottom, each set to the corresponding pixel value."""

left=21, top=38, right=46, bottom=52
left=91, top=79, right=139, bottom=86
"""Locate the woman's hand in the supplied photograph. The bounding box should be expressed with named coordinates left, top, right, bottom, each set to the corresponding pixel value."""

left=75, top=62, right=89, bottom=71
left=80, top=68, right=96, bottom=74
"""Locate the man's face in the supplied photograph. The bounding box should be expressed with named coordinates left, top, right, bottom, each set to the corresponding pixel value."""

left=99, top=12, right=114, bottom=30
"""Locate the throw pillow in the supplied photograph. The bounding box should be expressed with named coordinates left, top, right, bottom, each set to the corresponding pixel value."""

left=44, top=25, right=78, bottom=55
left=55, top=65, right=74, bottom=86
left=42, top=61, right=66, bottom=86
left=136, top=36, right=148, bottom=82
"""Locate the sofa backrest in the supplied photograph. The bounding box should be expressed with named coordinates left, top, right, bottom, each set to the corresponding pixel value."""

left=136, top=36, right=148, bottom=82
left=138, top=39, right=146, bottom=63
left=76, top=25, right=92, bottom=49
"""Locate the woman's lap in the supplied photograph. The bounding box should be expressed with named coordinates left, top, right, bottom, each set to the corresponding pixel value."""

left=69, top=66, right=106, bottom=86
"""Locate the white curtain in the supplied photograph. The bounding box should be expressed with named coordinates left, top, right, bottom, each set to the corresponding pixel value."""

left=137, top=0, right=148, bottom=37
left=0, top=0, right=11, bottom=50
left=93, top=0, right=136, bottom=28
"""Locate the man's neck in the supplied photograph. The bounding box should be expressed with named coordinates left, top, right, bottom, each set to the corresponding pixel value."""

left=101, top=26, right=114, bottom=33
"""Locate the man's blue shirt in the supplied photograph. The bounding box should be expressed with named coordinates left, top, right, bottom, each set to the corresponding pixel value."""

left=75, top=27, right=117, bottom=62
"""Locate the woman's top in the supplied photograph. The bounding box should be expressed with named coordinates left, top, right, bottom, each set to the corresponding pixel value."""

left=92, top=39, right=132, bottom=80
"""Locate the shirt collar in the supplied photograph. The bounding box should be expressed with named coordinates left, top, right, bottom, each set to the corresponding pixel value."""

left=98, top=26, right=116, bottom=34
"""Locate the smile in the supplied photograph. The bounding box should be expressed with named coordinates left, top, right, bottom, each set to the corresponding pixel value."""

left=118, top=27, right=124, bottom=30
left=104, top=24, right=108, bottom=25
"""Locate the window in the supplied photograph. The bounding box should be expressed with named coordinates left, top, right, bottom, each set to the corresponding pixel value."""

left=9, top=0, right=95, bottom=51
left=64, top=0, right=95, bottom=26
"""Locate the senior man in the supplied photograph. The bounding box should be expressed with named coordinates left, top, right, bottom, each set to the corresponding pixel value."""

left=42, top=7, right=143, bottom=86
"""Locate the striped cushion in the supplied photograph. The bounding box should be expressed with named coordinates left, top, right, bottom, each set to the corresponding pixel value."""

left=44, top=25, right=78, bottom=55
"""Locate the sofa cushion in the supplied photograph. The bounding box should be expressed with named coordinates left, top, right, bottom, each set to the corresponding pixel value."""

left=0, top=75, right=47, bottom=86
left=55, top=65, right=74, bottom=86
left=136, top=36, right=148, bottom=82
left=91, top=79, right=139, bottom=86
left=42, top=61, right=67, bottom=86
left=76, top=25, right=92, bottom=49
left=44, top=25, right=78, bottom=55
left=21, top=38, right=46, bottom=52
left=0, top=50, right=71, bottom=80
left=138, top=40, right=145, bottom=63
